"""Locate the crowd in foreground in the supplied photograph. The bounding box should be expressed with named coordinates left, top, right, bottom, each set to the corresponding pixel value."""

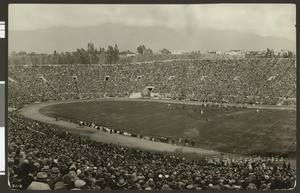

left=8, top=112, right=296, bottom=190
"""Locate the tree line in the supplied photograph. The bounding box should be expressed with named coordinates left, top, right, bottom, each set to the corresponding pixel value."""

left=9, top=43, right=120, bottom=65
left=246, top=48, right=295, bottom=58
left=9, top=44, right=295, bottom=66
left=9, top=43, right=174, bottom=65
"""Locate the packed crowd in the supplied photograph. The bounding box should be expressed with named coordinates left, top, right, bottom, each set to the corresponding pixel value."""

left=8, top=58, right=296, bottom=109
left=8, top=112, right=296, bottom=190
left=8, top=58, right=296, bottom=190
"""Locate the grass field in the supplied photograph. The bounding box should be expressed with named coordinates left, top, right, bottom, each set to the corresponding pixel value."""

left=40, top=100, right=296, bottom=156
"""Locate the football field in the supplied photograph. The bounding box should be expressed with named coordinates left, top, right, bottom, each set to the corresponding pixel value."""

left=40, top=100, right=296, bottom=156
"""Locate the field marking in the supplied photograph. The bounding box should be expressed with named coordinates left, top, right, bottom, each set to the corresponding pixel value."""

left=207, top=110, right=250, bottom=131
left=241, top=111, right=292, bottom=148
left=217, top=113, right=261, bottom=142
left=237, top=111, right=281, bottom=136
left=241, top=111, right=291, bottom=148
left=188, top=109, right=245, bottom=139
left=219, top=110, right=275, bottom=145
left=206, top=111, right=258, bottom=145
left=285, top=136, right=296, bottom=151
left=261, top=128, right=288, bottom=151
left=262, top=116, right=295, bottom=151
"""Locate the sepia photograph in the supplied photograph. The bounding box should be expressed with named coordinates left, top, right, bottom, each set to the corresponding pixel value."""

left=7, top=4, right=296, bottom=190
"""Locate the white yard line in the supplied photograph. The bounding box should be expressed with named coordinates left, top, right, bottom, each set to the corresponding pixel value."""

left=242, top=112, right=292, bottom=148
left=285, top=136, right=296, bottom=151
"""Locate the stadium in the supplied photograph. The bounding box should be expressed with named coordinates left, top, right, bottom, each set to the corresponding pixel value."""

left=8, top=58, right=296, bottom=190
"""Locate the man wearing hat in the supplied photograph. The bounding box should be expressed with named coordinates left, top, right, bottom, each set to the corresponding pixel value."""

left=39, top=172, right=50, bottom=182
left=161, top=183, right=172, bottom=190
left=96, top=177, right=107, bottom=190
left=41, top=165, right=51, bottom=173
left=27, top=172, right=50, bottom=190
left=107, top=173, right=118, bottom=189
left=246, top=183, right=257, bottom=190
left=260, top=183, right=268, bottom=190
left=116, top=178, right=128, bottom=190
left=69, top=171, right=79, bottom=182
left=131, top=183, right=142, bottom=190
left=270, top=173, right=285, bottom=190
left=63, top=174, right=74, bottom=190
left=169, top=180, right=178, bottom=190
left=33, top=162, right=40, bottom=169
left=48, top=167, right=61, bottom=190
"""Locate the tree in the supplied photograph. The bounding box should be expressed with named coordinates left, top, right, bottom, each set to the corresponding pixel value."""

left=87, top=43, right=95, bottom=53
left=64, top=52, right=74, bottom=64
left=137, top=45, right=144, bottom=54
left=16, top=51, right=27, bottom=56
left=145, top=48, right=153, bottom=54
left=99, top=47, right=106, bottom=53
left=58, top=52, right=65, bottom=64
left=52, top=50, right=59, bottom=64
left=283, top=50, right=295, bottom=58
left=105, top=44, right=119, bottom=64
left=114, top=44, right=119, bottom=60
left=73, top=48, right=90, bottom=64
left=106, top=46, right=114, bottom=63
left=160, top=48, right=171, bottom=55
left=137, top=45, right=153, bottom=54
left=91, top=52, right=99, bottom=64
left=10, top=51, right=17, bottom=57
left=265, top=48, right=275, bottom=58
left=86, top=43, right=99, bottom=64
left=137, top=45, right=147, bottom=54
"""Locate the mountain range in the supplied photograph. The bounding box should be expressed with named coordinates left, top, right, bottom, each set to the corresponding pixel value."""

left=9, top=23, right=296, bottom=54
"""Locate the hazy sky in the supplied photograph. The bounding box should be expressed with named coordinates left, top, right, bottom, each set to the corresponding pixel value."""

left=9, top=4, right=296, bottom=40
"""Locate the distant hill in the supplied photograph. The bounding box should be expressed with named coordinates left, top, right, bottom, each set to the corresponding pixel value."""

left=9, top=23, right=296, bottom=54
